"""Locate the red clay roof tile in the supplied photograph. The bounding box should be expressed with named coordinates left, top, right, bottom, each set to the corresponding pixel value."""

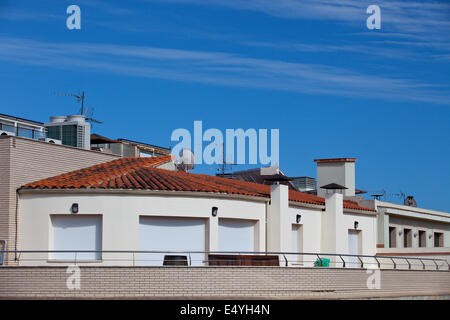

left=20, top=156, right=375, bottom=212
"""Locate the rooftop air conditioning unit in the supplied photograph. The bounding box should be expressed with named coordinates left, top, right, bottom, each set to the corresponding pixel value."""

left=39, top=137, right=62, bottom=145
left=0, top=130, right=16, bottom=136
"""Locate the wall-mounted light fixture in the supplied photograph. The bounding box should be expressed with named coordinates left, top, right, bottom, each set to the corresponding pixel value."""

left=354, top=221, right=359, bottom=229
left=71, top=203, right=79, bottom=214
left=399, top=230, right=403, bottom=236
left=212, top=206, right=218, bottom=217
left=428, top=234, right=432, bottom=239
left=296, top=214, right=301, bottom=224
left=413, top=232, right=418, bottom=238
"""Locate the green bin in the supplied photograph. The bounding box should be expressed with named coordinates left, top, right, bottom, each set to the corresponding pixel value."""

left=314, top=258, right=330, bottom=267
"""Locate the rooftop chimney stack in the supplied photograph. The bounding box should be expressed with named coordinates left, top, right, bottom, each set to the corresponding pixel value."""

left=314, top=158, right=357, bottom=198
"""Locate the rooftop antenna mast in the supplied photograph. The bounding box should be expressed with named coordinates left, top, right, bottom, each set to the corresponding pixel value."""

left=392, top=191, right=406, bottom=202
left=55, top=90, right=85, bottom=114
left=54, top=90, right=103, bottom=125
left=217, top=143, right=236, bottom=175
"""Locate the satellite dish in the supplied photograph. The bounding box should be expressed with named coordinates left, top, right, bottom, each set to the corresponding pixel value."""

left=176, top=149, right=195, bottom=172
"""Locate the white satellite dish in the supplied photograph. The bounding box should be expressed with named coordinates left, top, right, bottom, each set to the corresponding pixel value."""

left=176, top=149, right=195, bottom=171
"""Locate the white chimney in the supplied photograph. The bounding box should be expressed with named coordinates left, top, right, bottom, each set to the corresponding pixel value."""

left=267, top=184, right=290, bottom=255
left=321, top=193, right=346, bottom=261
left=315, top=158, right=357, bottom=198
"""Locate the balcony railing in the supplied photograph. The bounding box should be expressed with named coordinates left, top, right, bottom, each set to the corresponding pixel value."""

left=1, top=250, right=449, bottom=270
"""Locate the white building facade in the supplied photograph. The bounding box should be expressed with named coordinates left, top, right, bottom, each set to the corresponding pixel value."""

left=14, top=157, right=449, bottom=268
left=16, top=157, right=380, bottom=267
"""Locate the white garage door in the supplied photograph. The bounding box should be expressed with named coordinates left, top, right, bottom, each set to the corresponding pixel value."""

left=219, top=219, right=255, bottom=253
left=51, top=215, right=102, bottom=261
left=139, top=216, right=206, bottom=266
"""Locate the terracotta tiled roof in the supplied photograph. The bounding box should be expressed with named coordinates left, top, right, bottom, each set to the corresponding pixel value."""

left=341, top=200, right=374, bottom=212
left=21, top=156, right=375, bottom=212
left=21, top=156, right=173, bottom=190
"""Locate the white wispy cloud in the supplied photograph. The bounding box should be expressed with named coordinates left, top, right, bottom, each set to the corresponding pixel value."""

left=148, top=0, right=450, bottom=52
left=3, top=1, right=447, bottom=60
left=0, top=37, right=448, bottom=105
left=0, top=1, right=138, bottom=25
left=241, top=40, right=422, bottom=60
left=147, top=0, right=450, bottom=31
left=76, top=0, right=140, bottom=16
left=0, top=8, right=60, bottom=22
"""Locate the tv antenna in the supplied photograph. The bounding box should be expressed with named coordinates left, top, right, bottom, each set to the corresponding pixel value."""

left=391, top=191, right=406, bottom=202
left=54, top=90, right=103, bottom=125
left=216, top=143, right=236, bottom=175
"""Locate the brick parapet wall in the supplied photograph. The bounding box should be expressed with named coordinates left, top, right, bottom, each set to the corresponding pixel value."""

left=0, top=266, right=449, bottom=299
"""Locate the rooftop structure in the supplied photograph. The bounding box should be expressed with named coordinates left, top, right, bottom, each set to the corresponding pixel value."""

left=91, top=134, right=171, bottom=158
left=45, top=115, right=91, bottom=150
left=315, top=157, right=357, bottom=198
left=0, top=113, right=46, bottom=140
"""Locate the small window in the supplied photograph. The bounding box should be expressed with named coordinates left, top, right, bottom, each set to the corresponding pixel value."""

left=418, top=230, right=426, bottom=248
left=17, top=127, right=33, bottom=139
left=389, top=227, right=396, bottom=248
left=434, top=232, right=444, bottom=247
left=1, top=124, right=15, bottom=133
left=403, top=228, right=412, bottom=248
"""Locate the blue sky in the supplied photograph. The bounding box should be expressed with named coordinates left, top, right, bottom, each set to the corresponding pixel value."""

left=0, top=0, right=449, bottom=211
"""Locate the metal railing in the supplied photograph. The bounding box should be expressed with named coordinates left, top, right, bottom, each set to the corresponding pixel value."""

left=1, top=250, right=449, bottom=270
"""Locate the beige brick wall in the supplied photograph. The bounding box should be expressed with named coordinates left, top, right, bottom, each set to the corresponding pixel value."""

left=0, top=136, right=120, bottom=264
left=0, top=266, right=448, bottom=299
left=0, top=139, right=11, bottom=264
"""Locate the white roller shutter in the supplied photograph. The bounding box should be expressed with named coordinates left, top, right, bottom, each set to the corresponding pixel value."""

left=139, top=216, right=206, bottom=266
left=292, top=225, right=298, bottom=253
left=348, top=230, right=359, bottom=267
left=51, top=215, right=102, bottom=261
left=219, top=219, right=255, bottom=253
left=290, top=225, right=303, bottom=265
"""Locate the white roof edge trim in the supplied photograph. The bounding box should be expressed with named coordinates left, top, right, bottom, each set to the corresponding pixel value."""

left=376, top=200, right=450, bottom=219
left=18, top=188, right=269, bottom=203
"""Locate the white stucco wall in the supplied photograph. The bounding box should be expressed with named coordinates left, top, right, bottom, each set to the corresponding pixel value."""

left=18, top=192, right=267, bottom=266
left=341, top=212, right=377, bottom=257
left=287, top=205, right=322, bottom=266
left=267, top=184, right=323, bottom=266
left=369, top=201, right=450, bottom=251
left=17, top=188, right=379, bottom=267
left=388, top=215, right=450, bottom=248
left=268, top=188, right=376, bottom=267
left=288, top=206, right=322, bottom=253
left=321, top=193, right=377, bottom=267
